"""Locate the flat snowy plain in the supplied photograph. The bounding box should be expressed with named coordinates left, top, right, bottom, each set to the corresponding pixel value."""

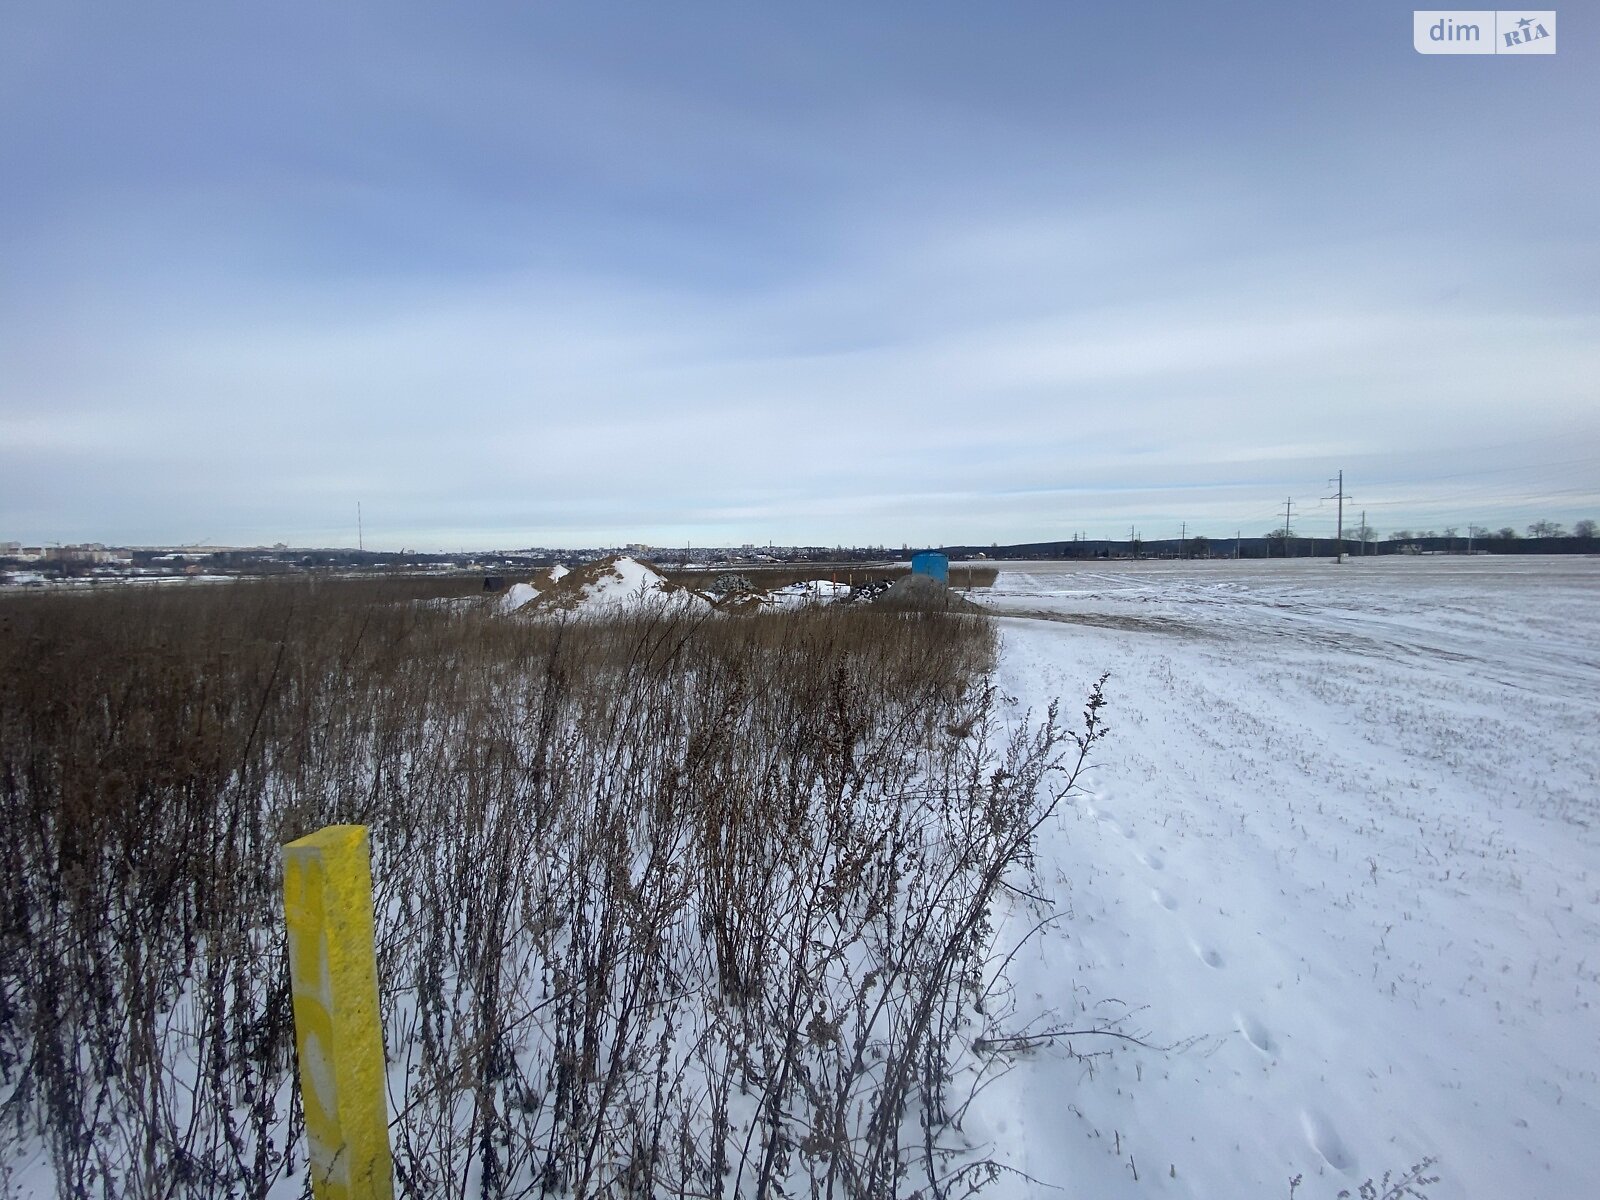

left=964, top=556, right=1599, bottom=1199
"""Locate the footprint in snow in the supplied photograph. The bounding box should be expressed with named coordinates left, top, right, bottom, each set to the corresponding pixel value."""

left=1090, top=806, right=1130, bottom=835
left=1236, top=1012, right=1274, bottom=1056
left=1135, top=849, right=1163, bottom=870
left=1151, top=888, right=1179, bottom=911
left=1190, top=941, right=1224, bottom=968
left=1301, top=1109, right=1355, bottom=1172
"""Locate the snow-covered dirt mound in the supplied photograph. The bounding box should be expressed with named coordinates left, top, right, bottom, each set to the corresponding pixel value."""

left=515, top=555, right=712, bottom=618
left=498, top=564, right=574, bottom=614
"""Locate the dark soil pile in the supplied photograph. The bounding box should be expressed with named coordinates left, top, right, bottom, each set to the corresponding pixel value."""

left=875, top=573, right=987, bottom=613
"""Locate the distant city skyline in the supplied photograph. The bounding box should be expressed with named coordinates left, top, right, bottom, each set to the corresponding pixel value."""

left=6, top=513, right=1594, bottom=559
left=3, top=2, right=1596, bottom=551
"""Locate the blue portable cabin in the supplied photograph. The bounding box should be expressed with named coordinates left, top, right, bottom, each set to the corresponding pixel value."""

left=910, top=551, right=949, bottom=584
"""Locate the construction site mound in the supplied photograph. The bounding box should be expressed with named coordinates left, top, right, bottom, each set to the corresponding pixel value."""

left=498, top=563, right=574, bottom=615
left=511, top=555, right=713, bottom=619
left=875, top=573, right=987, bottom=613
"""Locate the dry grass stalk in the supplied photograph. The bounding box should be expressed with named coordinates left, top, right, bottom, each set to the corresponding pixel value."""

left=0, top=576, right=1097, bottom=1198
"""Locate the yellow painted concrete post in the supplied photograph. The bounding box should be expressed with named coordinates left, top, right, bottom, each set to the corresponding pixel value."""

left=283, top=824, right=395, bottom=1200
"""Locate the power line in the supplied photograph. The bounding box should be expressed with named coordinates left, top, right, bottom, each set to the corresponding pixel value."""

left=1357, top=452, right=1600, bottom=489
left=1359, top=484, right=1600, bottom=510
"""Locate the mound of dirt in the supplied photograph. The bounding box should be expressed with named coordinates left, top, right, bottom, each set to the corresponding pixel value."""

left=499, top=564, right=574, bottom=614
left=516, top=555, right=713, bottom=618
left=875, top=573, right=987, bottom=613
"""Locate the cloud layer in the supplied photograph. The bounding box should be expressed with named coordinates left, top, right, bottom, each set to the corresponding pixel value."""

left=3, top=2, right=1596, bottom=548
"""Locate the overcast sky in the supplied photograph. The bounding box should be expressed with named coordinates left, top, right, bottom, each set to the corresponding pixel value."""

left=3, top=2, right=1596, bottom=550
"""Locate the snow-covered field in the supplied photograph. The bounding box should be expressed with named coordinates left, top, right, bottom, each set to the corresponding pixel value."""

left=968, top=556, right=1600, bottom=1199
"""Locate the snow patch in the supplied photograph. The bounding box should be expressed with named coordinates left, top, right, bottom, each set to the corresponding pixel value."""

left=972, top=556, right=1600, bottom=1199
left=498, top=582, right=539, bottom=613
